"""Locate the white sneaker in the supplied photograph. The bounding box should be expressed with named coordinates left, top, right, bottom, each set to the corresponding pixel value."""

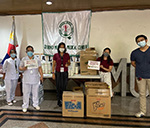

left=12, top=100, right=16, bottom=103
left=7, top=102, right=13, bottom=106
left=135, top=111, right=145, bottom=118
left=22, top=108, right=27, bottom=113
left=34, top=106, right=40, bottom=110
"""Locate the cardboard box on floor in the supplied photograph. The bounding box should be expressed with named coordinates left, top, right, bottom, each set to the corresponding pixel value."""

left=80, top=47, right=98, bottom=75
left=85, top=82, right=108, bottom=89
left=86, top=95, right=111, bottom=118
left=85, top=82, right=109, bottom=94
left=85, top=82, right=111, bottom=118
left=86, top=88, right=110, bottom=96
left=62, top=91, right=84, bottom=117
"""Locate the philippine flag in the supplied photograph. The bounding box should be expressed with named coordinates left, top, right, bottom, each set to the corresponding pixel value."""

left=1, top=17, right=18, bottom=64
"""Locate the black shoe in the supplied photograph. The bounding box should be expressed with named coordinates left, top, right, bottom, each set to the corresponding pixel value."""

left=57, top=100, right=60, bottom=106
left=59, top=104, right=62, bottom=107
left=57, top=100, right=62, bottom=107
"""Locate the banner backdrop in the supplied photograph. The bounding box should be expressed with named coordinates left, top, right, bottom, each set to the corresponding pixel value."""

left=42, top=11, right=91, bottom=56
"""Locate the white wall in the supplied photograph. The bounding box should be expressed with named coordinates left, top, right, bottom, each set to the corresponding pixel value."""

left=1, top=10, right=150, bottom=62
left=0, top=16, right=17, bottom=59
left=90, top=10, right=150, bottom=62
left=0, top=15, right=42, bottom=60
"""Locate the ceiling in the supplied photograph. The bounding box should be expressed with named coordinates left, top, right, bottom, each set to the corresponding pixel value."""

left=0, top=0, right=150, bottom=15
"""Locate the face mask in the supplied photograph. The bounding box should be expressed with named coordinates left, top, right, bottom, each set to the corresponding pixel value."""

left=27, top=51, right=33, bottom=57
left=103, top=52, right=109, bottom=57
left=138, top=40, right=146, bottom=47
left=59, top=48, right=65, bottom=53
left=10, top=53, right=16, bottom=58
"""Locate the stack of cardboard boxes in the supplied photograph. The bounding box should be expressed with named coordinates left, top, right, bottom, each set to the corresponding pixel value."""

left=85, top=82, right=111, bottom=118
left=62, top=48, right=111, bottom=118
left=62, top=82, right=111, bottom=118
left=80, top=48, right=98, bottom=75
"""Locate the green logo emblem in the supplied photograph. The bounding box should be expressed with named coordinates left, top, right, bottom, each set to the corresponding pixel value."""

left=59, top=21, right=74, bottom=39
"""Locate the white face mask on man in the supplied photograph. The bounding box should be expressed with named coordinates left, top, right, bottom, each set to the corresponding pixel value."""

left=138, top=40, right=146, bottom=47
left=59, top=48, right=65, bottom=53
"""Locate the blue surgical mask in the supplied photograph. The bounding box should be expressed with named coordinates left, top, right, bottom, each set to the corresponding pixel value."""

left=103, top=52, right=109, bottom=57
left=10, top=53, right=16, bottom=58
left=138, top=40, right=146, bottom=47
left=27, top=51, right=33, bottom=57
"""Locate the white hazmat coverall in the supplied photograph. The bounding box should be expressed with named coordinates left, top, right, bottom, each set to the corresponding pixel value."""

left=20, top=56, right=41, bottom=109
left=3, top=58, right=20, bottom=102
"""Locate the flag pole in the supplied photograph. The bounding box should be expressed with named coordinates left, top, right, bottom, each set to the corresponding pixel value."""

left=12, top=16, right=15, bottom=20
left=12, top=16, right=16, bottom=47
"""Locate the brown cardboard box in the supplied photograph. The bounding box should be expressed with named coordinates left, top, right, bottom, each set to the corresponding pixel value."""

left=72, top=87, right=83, bottom=92
left=85, top=82, right=108, bottom=89
left=62, top=91, right=84, bottom=117
left=85, top=82, right=111, bottom=118
left=86, top=95, right=111, bottom=118
left=80, top=48, right=98, bottom=75
left=85, top=47, right=95, bottom=51
left=86, top=88, right=110, bottom=96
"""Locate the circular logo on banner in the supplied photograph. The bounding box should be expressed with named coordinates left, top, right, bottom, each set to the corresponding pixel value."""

left=59, top=21, right=74, bottom=39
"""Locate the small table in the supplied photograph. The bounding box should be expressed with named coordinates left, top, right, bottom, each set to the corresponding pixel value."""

left=43, top=74, right=100, bottom=87
left=43, top=74, right=100, bottom=79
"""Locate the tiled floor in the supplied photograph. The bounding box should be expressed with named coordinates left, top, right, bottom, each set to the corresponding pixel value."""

left=0, top=91, right=150, bottom=128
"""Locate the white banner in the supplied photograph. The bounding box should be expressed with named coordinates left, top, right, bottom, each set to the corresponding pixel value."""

left=42, top=11, right=91, bottom=56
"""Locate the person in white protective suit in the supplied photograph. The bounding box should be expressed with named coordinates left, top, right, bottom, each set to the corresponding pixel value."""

left=3, top=49, right=20, bottom=106
left=19, top=45, right=43, bottom=112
